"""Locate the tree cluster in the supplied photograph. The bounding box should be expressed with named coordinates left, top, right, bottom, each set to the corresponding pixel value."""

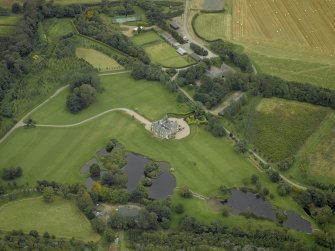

left=0, top=230, right=96, bottom=250
left=176, top=61, right=211, bottom=87
left=126, top=216, right=317, bottom=250
left=66, top=73, right=101, bottom=113
left=190, top=42, right=208, bottom=56
left=206, top=116, right=226, bottom=137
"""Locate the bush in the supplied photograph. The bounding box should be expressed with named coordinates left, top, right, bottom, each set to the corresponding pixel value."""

left=89, top=163, right=101, bottom=178
left=2, top=167, right=22, bottom=180
left=179, top=186, right=192, bottom=198
left=91, top=218, right=106, bottom=234
left=103, top=229, right=116, bottom=243
left=277, top=182, right=291, bottom=196
left=268, top=169, right=281, bottom=183
left=175, top=203, right=184, bottom=214
left=43, top=187, right=55, bottom=203
left=234, top=140, right=248, bottom=154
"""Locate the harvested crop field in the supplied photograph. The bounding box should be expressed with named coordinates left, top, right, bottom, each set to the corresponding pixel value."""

left=76, top=48, right=123, bottom=72
left=202, top=0, right=224, bottom=10
left=194, top=0, right=335, bottom=88
left=232, top=0, right=335, bottom=56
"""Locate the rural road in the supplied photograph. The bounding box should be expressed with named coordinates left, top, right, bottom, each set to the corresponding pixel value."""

left=36, top=108, right=152, bottom=130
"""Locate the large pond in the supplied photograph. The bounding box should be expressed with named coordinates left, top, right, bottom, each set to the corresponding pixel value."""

left=123, top=153, right=176, bottom=199
left=224, top=189, right=312, bottom=233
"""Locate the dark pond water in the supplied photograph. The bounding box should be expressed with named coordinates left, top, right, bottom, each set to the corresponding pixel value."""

left=224, top=189, right=312, bottom=233
left=123, top=153, right=176, bottom=199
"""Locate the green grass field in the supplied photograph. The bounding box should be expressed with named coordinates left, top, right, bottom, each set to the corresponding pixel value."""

left=244, top=98, right=330, bottom=162
left=76, top=48, right=124, bottom=72
left=0, top=74, right=310, bottom=222
left=131, top=31, right=195, bottom=68
left=31, top=73, right=189, bottom=124
left=0, top=197, right=99, bottom=241
left=0, top=15, right=21, bottom=36
left=131, top=31, right=162, bottom=46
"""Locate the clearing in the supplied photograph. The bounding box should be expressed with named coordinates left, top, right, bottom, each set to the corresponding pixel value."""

left=75, top=48, right=124, bottom=72
left=41, top=18, right=75, bottom=42
left=0, top=15, right=21, bottom=36
left=0, top=197, right=99, bottom=241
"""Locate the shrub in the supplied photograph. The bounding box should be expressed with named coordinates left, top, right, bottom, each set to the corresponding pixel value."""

left=43, top=187, right=55, bottom=203
left=89, top=163, right=101, bottom=178
left=277, top=182, right=291, bottom=196
left=175, top=203, right=184, bottom=214
left=2, top=167, right=22, bottom=180
left=179, top=186, right=192, bottom=198
left=268, top=169, right=281, bottom=183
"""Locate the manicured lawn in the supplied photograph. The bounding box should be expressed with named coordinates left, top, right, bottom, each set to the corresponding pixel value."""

left=131, top=31, right=195, bottom=68
left=245, top=98, right=330, bottom=162
left=131, top=31, right=162, bottom=46
left=0, top=197, right=99, bottom=241
left=31, top=73, right=190, bottom=124
left=75, top=48, right=124, bottom=72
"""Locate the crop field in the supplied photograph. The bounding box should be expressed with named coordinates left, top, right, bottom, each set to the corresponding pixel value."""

left=132, top=31, right=195, bottom=67
left=245, top=98, right=330, bottom=162
left=0, top=74, right=308, bottom=218
left=76, top=48, right=124, bottom=72
left=0, top=15, right=21, bottom=36
left=0, top=197, right=99, bottom=241
left=290, top=113, right=335, bottom=185
left=193, top=0, right=335, bottom=88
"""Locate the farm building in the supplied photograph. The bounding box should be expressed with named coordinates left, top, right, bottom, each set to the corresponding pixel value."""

left=190, top=53, right=201, bottom=62
left=151, top=116, right=179, bottom=139
left=177, top=47, right=187, bottom=55
left=170, top=21, right=179, bottom=30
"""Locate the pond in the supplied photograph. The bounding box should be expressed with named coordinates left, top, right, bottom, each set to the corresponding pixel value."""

left=224, top=189, right=312, bottom=233
left=123, top=153, right=176, bottom=199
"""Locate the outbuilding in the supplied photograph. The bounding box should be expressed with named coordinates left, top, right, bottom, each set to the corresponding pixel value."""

left=190, top=53, right=201, bottom=62
left=170, top=21, right=179, bottom=30
left=177, top=47, right=187, bottom=55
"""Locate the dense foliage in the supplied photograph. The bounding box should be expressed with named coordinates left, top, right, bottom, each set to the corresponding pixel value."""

left=190, top=42, right=208, bottom=56
left=0, top=230, right=96, bottom=250
left=126, top=216, right=320, bottom=251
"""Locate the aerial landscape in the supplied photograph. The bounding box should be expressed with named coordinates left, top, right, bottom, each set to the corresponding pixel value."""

left=0, top=0, right=334, bottom=250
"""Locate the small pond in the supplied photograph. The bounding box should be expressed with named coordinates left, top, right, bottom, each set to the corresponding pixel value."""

left=123, top=153, right=176, bottom=199
left=224, top=189, right=312, bottom=233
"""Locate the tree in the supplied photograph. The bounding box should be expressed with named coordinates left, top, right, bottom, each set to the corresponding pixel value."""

left=250, top=175, right=259, bottom=185
left=43, top=187, right=55, bottom=203
left=12, top=3, right=22, bottom=13
left=101, top=171, right=115, bottom=186
left=144, top=161, right=160, bottom=178
left=89, top=164, right=101, bottom=178
left=316, top=206, right=333, bottom=225
left=276, top=209, right=287, bottom=224
left=175, top=203, right=184, bottom=214
left=91, top=218, right=106, bottom=234
left=277, top=182, right=291, bottom=196
left=268, top=170, right=280, bottom=183
left=103, top=229, right=116, bottom=243
left=76, top=187, right=94, bottom=218
left=234, top=140, right=248, bottom=154
left=278, top=157, right=294, bottom=171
